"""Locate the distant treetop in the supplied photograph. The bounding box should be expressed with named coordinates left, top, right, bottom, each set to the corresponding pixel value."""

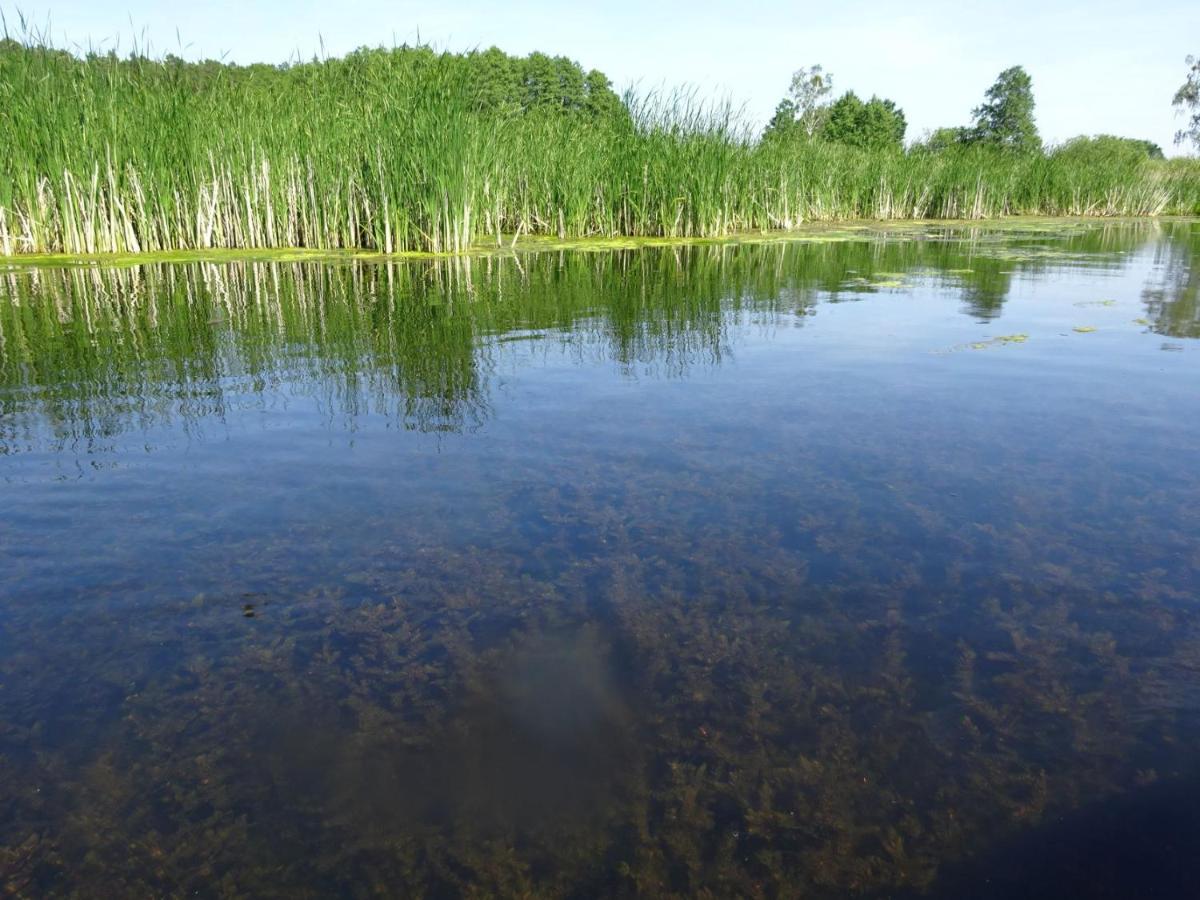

left=0, top=37, right=627, bottom=124
left=821, top=92, right=906, bottom=150
left=763, top=65, right=904, bottom=150
left=1174, top=55, right=1200, bottom=151
left=966, top=66, right=1041, bottom=152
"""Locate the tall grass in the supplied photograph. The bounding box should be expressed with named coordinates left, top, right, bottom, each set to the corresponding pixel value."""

left=1, top=30, right=1198, bottom=257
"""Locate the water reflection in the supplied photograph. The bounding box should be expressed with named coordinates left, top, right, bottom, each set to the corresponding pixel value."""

left=1142, top=221, right=1200, bottom=338
left=1, top=221, right=1199, bottom=897
left=0, top=220, right=1180, bottom=451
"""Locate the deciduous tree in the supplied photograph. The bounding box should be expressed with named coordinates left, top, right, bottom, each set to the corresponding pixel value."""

left=967, top=66, right=1041, bottom=152
left=1173, top=55, right=1200, bottom=151
left=763, top=64, right=833, bottom=140
left=821, top=92, right=906, bottom=150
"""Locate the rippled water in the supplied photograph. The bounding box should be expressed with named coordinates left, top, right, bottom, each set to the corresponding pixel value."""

left=1, top=220, right=1198, bottom=897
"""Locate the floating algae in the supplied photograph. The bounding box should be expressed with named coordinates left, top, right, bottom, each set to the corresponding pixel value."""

left=843, top=275, right=908, bottom=290
left=1073, top=325, right=1098, bottom=333
left=970, top=333, right=1029, bottom=349
left=935, top=333, right=1030, bottom=354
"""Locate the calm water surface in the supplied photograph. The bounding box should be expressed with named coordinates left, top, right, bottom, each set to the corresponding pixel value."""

left=1, top=221, right=1199, bottom=897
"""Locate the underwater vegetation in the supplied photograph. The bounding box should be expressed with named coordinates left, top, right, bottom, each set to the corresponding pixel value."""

left=1, top=221, right=1199, bottom=897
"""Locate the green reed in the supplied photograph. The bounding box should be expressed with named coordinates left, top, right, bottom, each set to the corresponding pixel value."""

left=2, top=32, right=1198, bottom=257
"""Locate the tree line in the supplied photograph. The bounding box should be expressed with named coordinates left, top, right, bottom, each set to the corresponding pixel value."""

left=0, top=37, right=628, bottom=123
left=764, top=60, right=1200, bottom=158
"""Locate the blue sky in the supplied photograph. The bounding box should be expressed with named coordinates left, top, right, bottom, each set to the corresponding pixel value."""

left=7, top=1, right=1199, bottom=154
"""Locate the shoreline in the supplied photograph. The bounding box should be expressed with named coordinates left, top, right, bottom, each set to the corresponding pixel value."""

left=1, top=216, right=1192, bottom=272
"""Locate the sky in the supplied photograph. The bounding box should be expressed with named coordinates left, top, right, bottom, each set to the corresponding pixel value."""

left=6, top=1, right=1199, bottom=155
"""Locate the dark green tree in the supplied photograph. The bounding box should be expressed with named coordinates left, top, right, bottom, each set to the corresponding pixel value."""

left=583, top=69, right=624, bottom=120
left=765, top=98, right=800, bottom=140
left=1055, top=135, right=1165, bottom=163
left=1133, top=138, right=1166, bottom=160
left=911, top=126, right=969, bottom=153
left=820, top=92, right=906, bottom=150
left=459, top=48, right=625, bottom=122
left=1173, top=55, right=1200, bottom=151
left=967, top=65, right=1041, bottom=152
left=469, top=47, right=521, bottom=115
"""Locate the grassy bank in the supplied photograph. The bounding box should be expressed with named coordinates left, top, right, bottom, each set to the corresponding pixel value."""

left=2, top=36, right=1199, bottom=256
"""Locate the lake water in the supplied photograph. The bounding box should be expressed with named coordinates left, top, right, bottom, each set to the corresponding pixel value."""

left=1, top=220, right=1198, bottom=897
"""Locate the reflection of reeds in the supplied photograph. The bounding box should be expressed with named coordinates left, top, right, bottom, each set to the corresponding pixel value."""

left=0, top=221, right=1172, bottom=448
left=0, top=258, right=489, bottom=441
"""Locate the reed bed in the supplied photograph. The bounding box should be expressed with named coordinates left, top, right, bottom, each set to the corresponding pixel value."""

left=2, top=35, right=1198, bottom=257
